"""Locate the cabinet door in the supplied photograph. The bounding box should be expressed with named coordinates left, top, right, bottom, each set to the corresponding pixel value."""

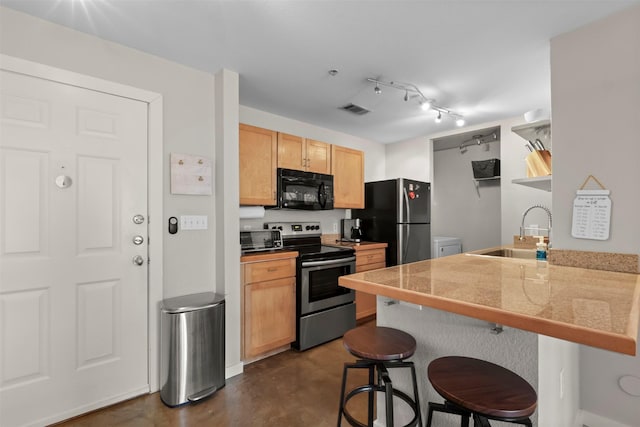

left=332, top=145, right=365, bottom=208
left=305, top=139, right=331, bottom=174
left=355, top=291, right=377, bottom=320
left=277, top=132, right=305, bottom=171
left=355, top=251, right=385, bottom=320
left=239, top=124, right=277, bottom=205
left=244, top=277, right=296, bottom=358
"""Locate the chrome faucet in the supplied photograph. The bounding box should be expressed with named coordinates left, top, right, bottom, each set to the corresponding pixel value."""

left=520, top=204, right=552, bottom=245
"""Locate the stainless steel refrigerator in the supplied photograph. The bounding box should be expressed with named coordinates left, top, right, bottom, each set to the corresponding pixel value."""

left=353, top=178, right=431, bottom=266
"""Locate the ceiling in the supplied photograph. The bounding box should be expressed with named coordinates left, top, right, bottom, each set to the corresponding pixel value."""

left=3, top=0, right=638, bottom=144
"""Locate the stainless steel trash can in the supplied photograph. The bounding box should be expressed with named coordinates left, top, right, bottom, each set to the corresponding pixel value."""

left=160, top=292, right=225, bottom=407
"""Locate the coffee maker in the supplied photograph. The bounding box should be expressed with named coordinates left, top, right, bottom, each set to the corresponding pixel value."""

left=341, top=218, right=363, bottom=243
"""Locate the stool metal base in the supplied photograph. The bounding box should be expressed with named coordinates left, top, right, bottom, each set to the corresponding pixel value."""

left=426, top=400, right=533, bottom=427
left=337, top=359, right=421, bottom=427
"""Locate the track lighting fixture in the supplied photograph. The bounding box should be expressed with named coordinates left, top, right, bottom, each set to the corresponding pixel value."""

left=367, top=77, right=464, bottom=126
left=458, top=132, right=498, bottom=152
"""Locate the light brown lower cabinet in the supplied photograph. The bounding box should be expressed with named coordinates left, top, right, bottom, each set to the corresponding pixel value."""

left=354, top=248, right=386, bottom=320
left=242, top=257, right=296, bottom=359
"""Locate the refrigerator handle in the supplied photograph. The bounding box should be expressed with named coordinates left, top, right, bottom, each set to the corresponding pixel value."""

left=403, top=224, right=410, bottom=264
left=403, top=186, right=411, bottom=223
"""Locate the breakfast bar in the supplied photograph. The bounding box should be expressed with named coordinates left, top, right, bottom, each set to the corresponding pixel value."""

left=339, top=248, right=640, bottom=355
left=339, top=248, right=640, bottom=426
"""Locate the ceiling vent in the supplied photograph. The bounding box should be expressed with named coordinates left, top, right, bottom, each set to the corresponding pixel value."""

left=340, top=103, right=370, bottom=115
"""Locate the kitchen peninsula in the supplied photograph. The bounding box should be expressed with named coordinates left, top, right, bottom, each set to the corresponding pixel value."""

left=339, top=250, right=639, bottom=355
left=338, top=249, right=640, bottom=426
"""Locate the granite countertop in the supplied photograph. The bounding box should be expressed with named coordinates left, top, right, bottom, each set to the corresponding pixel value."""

left=240, top=250, right=298, bottom=263
left=339, top=247, right=640, bottom=355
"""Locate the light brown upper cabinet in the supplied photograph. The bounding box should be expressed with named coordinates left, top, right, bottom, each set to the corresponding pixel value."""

left=332, top=145, right=365, bottom=209
left=278, top=133, right=331, bottom=174
left=239, top=124, right=277, bottom=206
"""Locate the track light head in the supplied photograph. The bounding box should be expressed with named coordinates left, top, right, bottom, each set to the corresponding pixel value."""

left=420, top=99, right=432, bottom=111
left=435, top=111, right=442, bottom=123
left=456, top=118, right=465, bottom=127
left=404, top=91, right=409, bottom=102
left=374, top=83, right=382, bottom=95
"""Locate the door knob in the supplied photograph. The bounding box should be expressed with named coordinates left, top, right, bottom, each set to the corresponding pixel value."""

left=132, top=255, right=144, bottom=266
left=132, top=214, right=145, bottom=224
left=132, top=235, right=144, bottom=245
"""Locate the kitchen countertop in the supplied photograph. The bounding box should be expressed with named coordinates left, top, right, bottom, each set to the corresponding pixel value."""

left=240, top=250, right=298, bottom=263
left=325, top=241, right=388, bottom=250
left=339, top=246, right=640, bottom=355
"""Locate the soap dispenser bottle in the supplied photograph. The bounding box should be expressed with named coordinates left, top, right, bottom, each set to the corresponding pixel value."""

left=536, top=236, right=548, bottom=261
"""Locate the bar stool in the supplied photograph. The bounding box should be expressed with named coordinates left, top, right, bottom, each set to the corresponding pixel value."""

left=425, top=356, right=537, bottom=427
left=337, top=326, right=422, bottom=427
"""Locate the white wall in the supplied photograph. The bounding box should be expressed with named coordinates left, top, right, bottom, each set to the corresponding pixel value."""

left=433, top=140, right=501, bottom=252
left=550, top=6, right=640, bottom=426
left=215, top=69, right=242, bottom=377
left=537, top=336, right=580, bottom=427
left=385, top=136, right=432, bottom=182
left=499, top=117, right=553, bottom=246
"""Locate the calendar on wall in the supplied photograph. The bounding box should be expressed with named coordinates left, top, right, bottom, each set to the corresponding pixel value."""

left=571, top=175, right=611, bottom=240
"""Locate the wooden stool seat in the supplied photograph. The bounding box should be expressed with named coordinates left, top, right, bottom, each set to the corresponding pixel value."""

left=343, top=326, right=417, bottom=361
left=338, top=326, right=421, bottom=427
left=426, top=356, right=537, bottom=426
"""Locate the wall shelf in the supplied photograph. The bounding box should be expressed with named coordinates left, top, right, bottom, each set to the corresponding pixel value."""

left=512, top=176, right=551, bottom=192
left=474, top=176, right=500, bottom=182
left=511, top=120, right=550, bottom=142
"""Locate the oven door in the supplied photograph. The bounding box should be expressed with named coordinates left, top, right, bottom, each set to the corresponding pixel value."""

left=300, top=256, right=356, bottom=315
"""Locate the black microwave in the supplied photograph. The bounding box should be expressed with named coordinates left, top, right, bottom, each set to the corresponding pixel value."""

left=275, top=168, right=334, bottom=210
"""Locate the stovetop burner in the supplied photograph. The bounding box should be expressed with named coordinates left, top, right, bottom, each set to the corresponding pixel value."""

left=289, top=243, right=354, bottom=261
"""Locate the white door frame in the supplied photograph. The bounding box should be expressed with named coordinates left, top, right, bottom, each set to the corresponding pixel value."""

left=0, top=54, right=164, bottom=392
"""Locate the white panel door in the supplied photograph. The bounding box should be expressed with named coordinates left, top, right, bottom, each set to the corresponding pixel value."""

left=0, top=70, right=148, bottom=427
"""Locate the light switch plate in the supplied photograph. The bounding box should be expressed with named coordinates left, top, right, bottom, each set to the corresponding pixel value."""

left=180, top=215, right=208, bottom=230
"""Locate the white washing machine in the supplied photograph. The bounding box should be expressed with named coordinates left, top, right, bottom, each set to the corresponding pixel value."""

left=432, top=236, right=462, bottom=258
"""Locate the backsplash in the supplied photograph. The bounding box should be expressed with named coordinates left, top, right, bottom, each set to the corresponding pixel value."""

left=240, top=208, right=348, bottom=235
left=548, top=249, right=639, bottom=274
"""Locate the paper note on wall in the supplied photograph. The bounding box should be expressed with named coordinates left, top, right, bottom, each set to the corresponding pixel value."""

left=571, top=189, right=611, bottom=240
left=170, top=153, right=212, bottom=195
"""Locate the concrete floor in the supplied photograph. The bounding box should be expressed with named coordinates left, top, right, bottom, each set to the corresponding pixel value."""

left=53, top=335, right=373, bottom=427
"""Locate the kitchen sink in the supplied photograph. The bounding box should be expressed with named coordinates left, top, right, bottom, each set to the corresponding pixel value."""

left=467, top=247, right=537, bottom=259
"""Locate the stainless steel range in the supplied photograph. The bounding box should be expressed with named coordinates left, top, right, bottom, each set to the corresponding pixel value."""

left=264, top=221, right=356, bottom=350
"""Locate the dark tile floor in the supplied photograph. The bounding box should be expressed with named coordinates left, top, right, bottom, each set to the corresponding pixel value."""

left=54, top=336, right=370, bottom=427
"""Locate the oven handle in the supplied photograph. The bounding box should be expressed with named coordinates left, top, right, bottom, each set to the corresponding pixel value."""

left=301, top=256, right=356, bottom=268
